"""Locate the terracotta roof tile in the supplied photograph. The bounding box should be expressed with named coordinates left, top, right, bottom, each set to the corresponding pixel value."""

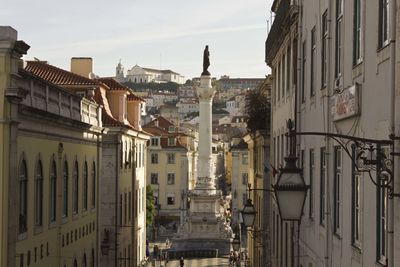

left=96, top=77, right=145, bottom=101
left=25, top=61, right=98, bottom=86
left=143, top=116, right=175, bottom=131
left=96, top=77, right=128, bottom=91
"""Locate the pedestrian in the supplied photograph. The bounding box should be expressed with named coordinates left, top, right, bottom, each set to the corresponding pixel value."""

left=153, top=245, right=159, bottom=260
left=179, top=256, right=184, bottom=267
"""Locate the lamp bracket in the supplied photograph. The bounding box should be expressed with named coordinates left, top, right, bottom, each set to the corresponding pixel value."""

left=289, top=130, right=394, bottom=191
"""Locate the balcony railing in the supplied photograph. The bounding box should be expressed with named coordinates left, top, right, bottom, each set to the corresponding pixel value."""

left=265, top=0, right=299, bottom=64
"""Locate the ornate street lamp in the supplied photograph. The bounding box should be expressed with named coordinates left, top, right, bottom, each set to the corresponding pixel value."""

left=273, top=154, right=308, bottom=221
left=241, top=199, right=256, bottom=228
left=272, top=119, right=309, bottom=221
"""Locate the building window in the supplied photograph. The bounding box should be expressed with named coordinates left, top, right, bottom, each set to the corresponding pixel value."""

left=333, top=146, right=342, bottom=234
left=321, top=10, right=328, bottom=87
left=335, top=0, right=343, bottom=78
left=167, top=194, right=175, bottom=205
left=91, top=162, right=96, bottom=208
left=73, top=161, right=79, bottom=214
left=309, top=149, right=314, bottom=218
left=120, top=142, right=123, bottom=169
left=50, top=160, right=57, bottom=222
left=119, top=194, right=123, bottom=225
left=242, top=173, right=248, bottom=185
left=35, top=159, right=43, bottom=226
left=19, top=159, right=28, bottom=234
left=83, top=161, right=88, bottom=211
left=63, top=161, right=68, bottom=218
left=282, top=53, right=285, bottom=99
left=128, top=147, right=132, bottom=168
left=310, top=26, right=316, bottom=96
left=151, top=138, right=159, bottom=146
left=242, top=153, right=248, bottom=165
left=353, top=0, right=362, bottom=65
left=124, top=141, right=128, bottom=169
left=301, top=41, right=306, bottom=103
left=167, top=153, right=175, bottom=164
left=286, top=45, right=291, bottom=93
left=320, top=147, right=326, bottom=225
left=352, top=147, right=361, bottom=247
left=151, top=153, right=158, bottom=164
left=151, top=173, right=159, bottom=185
left=277, top=62, right=281, bottom=101
left=128, top=192, right=132, bottom=221
left=167, top=173, right=175, bottom=185
left=379, top=0, right=390, bottom=48
left=168, top=137, right=176, bottom=146
left=242, top=193, right=247, bottom=207
left=124, top=193, right=127, bottom=225
left=91, top=248, right=95, bottom=267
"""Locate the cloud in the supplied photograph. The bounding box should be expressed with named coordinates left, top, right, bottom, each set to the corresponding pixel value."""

left=34, top=23, right=265, bottom=54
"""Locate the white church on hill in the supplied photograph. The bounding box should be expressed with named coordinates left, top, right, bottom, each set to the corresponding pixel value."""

left=115, top=61, right=185, bottom=84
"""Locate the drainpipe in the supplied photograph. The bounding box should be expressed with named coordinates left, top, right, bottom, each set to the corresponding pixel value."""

left=96, top=129, right=104, bottom=267
left=115, top=138, right=121, bottom=267
left=295, top=1, right=303, bottom=267
left=389, top=0, right=397, bottom=266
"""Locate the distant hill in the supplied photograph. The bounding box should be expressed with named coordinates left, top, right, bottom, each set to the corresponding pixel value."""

left=122, top=81, right=179, bottom=93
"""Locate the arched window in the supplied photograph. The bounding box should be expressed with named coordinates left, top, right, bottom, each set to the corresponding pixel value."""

left=73, top=259, right=78, bottom=267
left=120, top=142, right=123, bottom=169
left=83, top=161, right=88, bottom=211
left=49, top=160, right=57, bottom=222
left=91, top=248, right=95, bottom=267
left=63, top=161, right=68, bottom=217
left=128, top=145, right=132, bottom=168
left=73, top=161, right=79, bottom=214
left=35, top=159, right=43, bottom=226
left=83, top=253, right=87, bottom=267
left=91, top=162, right=96, bottom=208
left=124, top=141, right=128, bottom=168
left=19, top=159, right=28, bottom=234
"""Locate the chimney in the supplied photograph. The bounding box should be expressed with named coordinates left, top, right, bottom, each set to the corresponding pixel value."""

left=71, top=57, right=93, bottom=78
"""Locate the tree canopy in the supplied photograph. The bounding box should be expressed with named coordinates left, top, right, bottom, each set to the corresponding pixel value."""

left=245, top=79, right=271, bottom=132
left=146, top=185, right=155, bottom=227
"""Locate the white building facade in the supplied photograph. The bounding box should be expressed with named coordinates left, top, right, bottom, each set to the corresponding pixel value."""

left=266, top=0, right=400, bottom=267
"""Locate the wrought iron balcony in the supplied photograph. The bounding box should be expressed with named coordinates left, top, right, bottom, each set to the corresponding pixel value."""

left=265, top=0, right=299, bottom=65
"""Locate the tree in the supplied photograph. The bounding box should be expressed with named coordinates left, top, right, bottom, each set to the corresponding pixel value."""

left=146, top=185, right=155, bottom=227
left=245, top=78, right=271, bottom=132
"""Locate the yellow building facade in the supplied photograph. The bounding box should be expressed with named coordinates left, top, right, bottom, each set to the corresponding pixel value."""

left=144, top=117, right=196, bottom=236
left=0, top=27, right=103, bottom=267
left=25, top=58, right=150, bottom=267
left=244, top=131, right=270, bottom=267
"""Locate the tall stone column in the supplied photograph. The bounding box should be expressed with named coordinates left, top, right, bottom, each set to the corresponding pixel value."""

left=195, top=74, right=216, bottom=191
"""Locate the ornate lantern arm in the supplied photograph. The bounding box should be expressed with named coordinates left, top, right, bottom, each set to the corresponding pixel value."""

left=287, top=129, right=396, bottom=193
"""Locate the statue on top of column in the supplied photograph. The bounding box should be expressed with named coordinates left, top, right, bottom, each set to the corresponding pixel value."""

left=202, top=45, right=210, bottom=76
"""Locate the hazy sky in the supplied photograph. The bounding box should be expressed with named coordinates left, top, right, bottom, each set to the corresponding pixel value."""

left=1, top=0, right=274, bottom=79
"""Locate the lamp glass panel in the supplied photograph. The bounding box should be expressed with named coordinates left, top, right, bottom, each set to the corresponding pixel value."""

left=275, top=190, right=307, bottom=221
left=278, top=172, right=302, bottom=186
left=241, top=203, right=256, bottom=227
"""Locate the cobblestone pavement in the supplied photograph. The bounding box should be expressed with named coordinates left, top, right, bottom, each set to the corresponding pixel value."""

left=151, top=257, right=229, bottom=267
